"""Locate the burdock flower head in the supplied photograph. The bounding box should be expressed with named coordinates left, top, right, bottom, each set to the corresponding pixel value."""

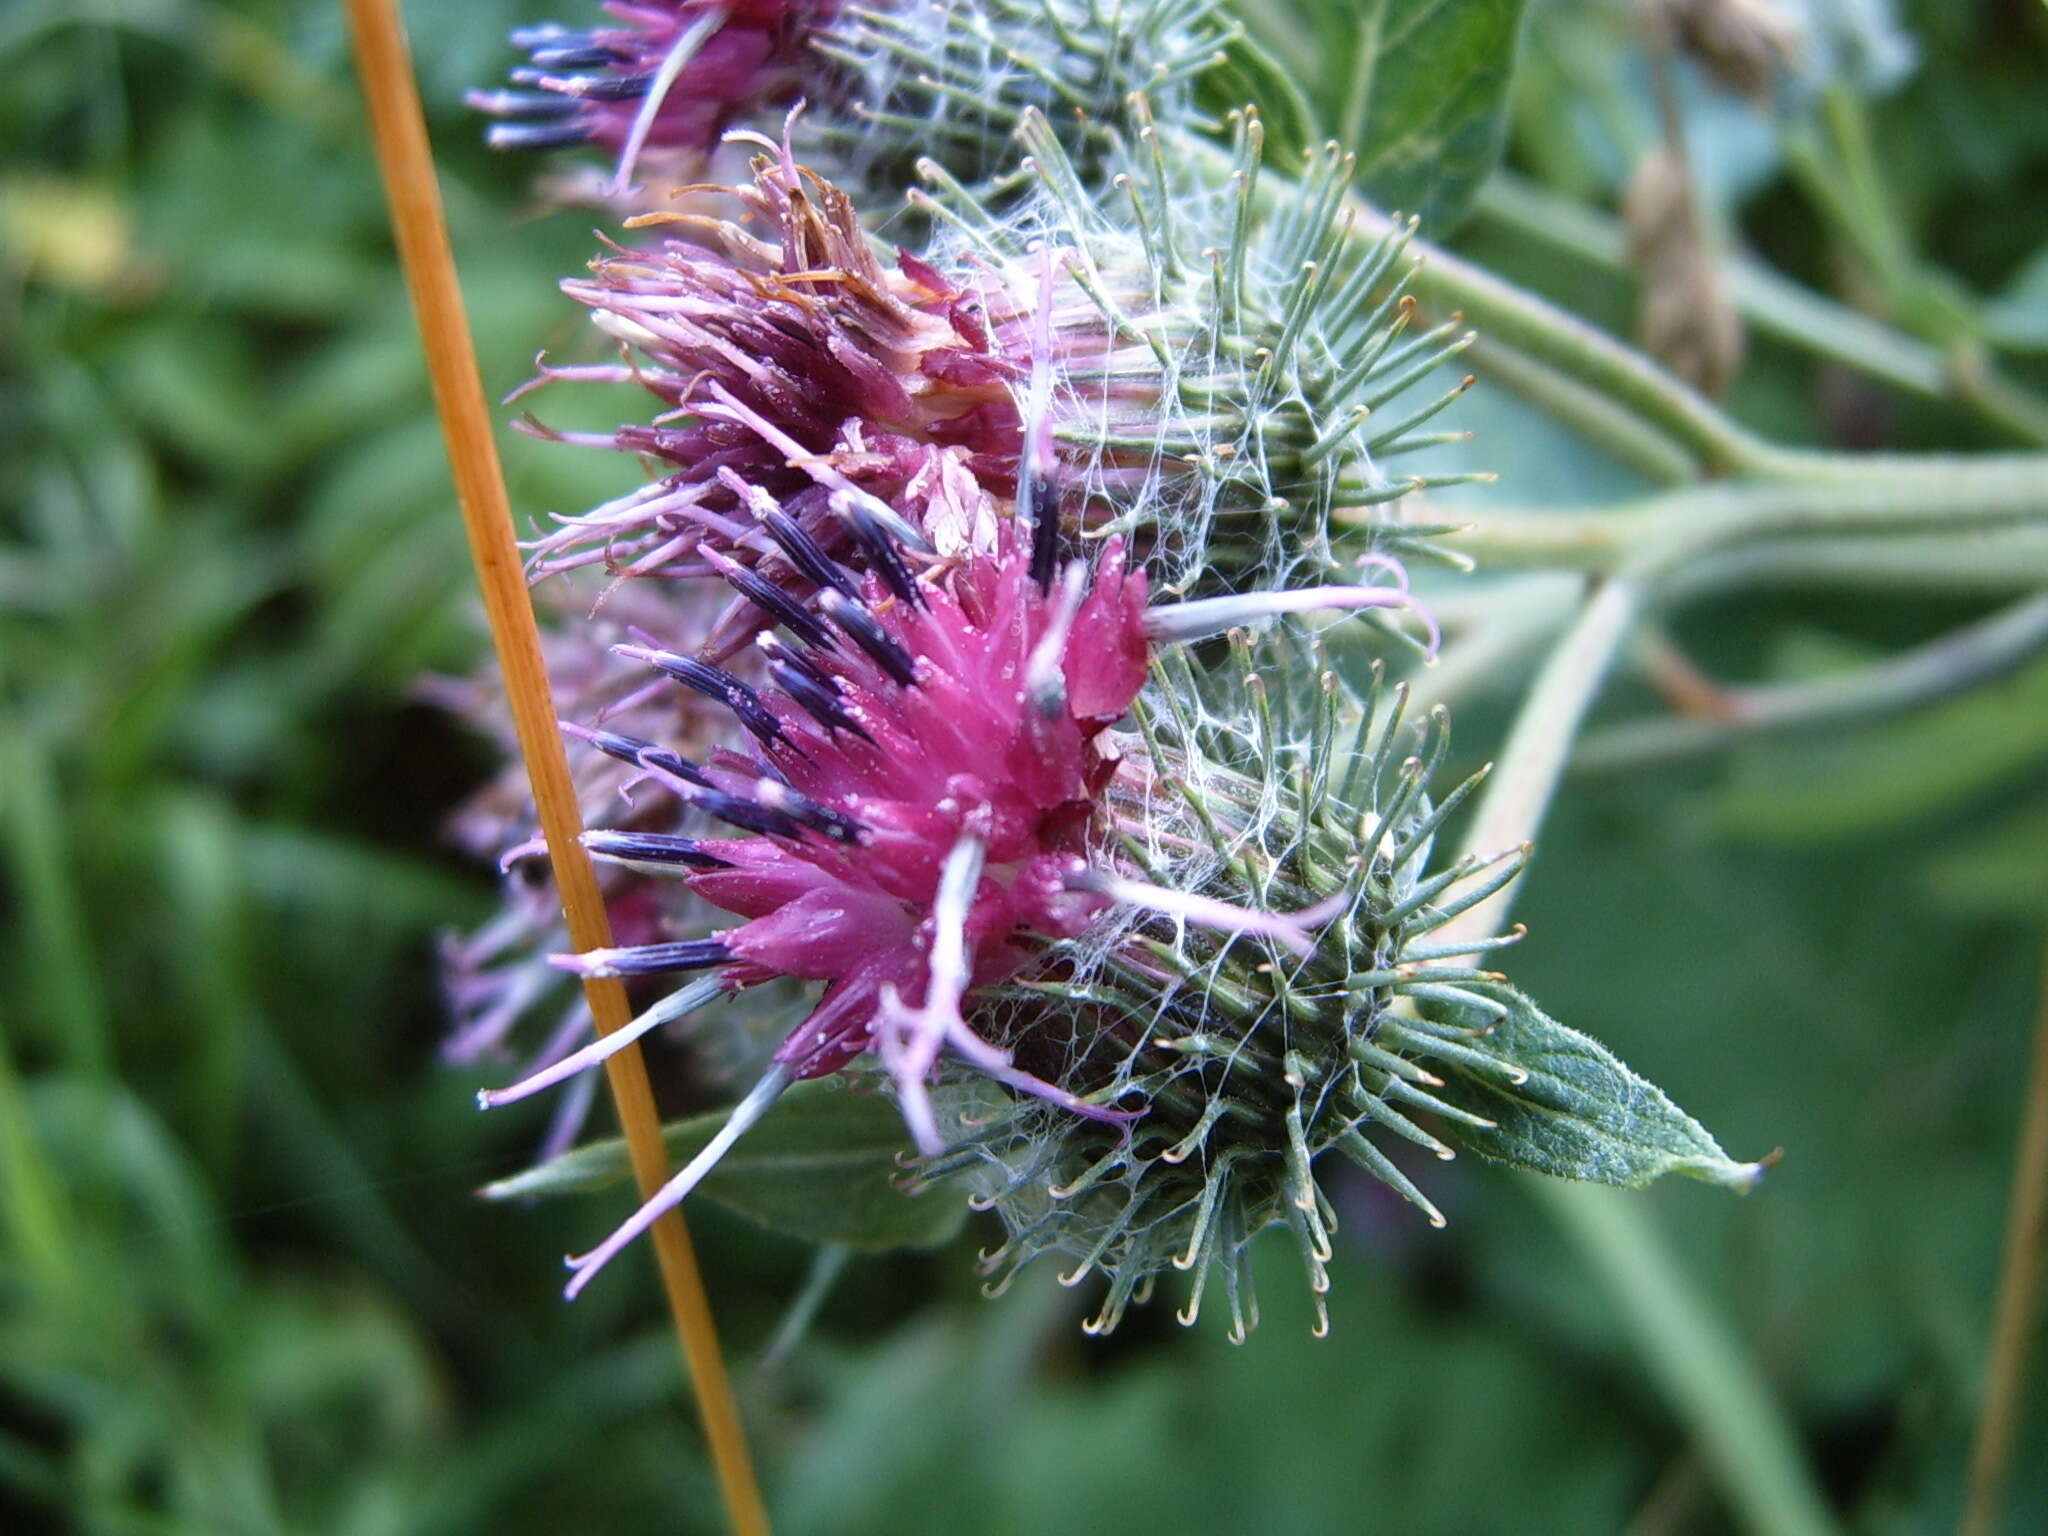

left=520, top=130, right=1475, bottom=651
left=921, top=644, right=1761, bottom=1339
left=475, top=518, right=1427, bottom=1298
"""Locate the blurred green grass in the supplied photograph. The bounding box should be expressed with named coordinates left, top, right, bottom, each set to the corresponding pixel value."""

left=4, top=2, right=2048, bottom=1532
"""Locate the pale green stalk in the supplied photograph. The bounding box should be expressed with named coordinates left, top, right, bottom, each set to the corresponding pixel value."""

left=1446, top=456, right=2048, bottom=578
left=1434, top=591, right=1841, bottom=1536
left=1573, top=590, right=2048, bottom=773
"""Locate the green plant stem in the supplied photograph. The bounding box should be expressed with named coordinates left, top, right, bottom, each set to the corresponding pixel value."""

left=1325, top=197, right=1771, bottom=475
left=1446, top=578, right=1638, bottom=942
left=1221, top=130, right=2048, bottom=589
left=1422, top=528, right=2048, bottom=625
left=1572, top=589, right=2048, bottom=773
left=1471, top=173, right=2048, bottom=447
left=1444, top=508, right=1639, bottom=572
left=1408, top=573, right=1586, bottom=714
left=1662, top=532, right=2048, bottom=605
left=1437, top=591, right=1839, bottom=1536
left=1462, top=333, right=1703, bottom=484
left=1199, top=129, right=2048, bottom=550
left=1339, top=179, right=2046, bottom=477
left=1531, top=1181, right=1838, bottom=1536
left=1183, top=131, right=1769, bottom=475
left=1446, top=455, right=2048, bottom=578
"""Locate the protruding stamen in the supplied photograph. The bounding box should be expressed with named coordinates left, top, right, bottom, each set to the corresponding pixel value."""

left=478, top=975, right=725, bottom=1109
left=1142, top=580, right=1436, bottom=656
left=753, top=779, right=865, bottom=843
left=1022, top=561, right=1088, bottom=715
left=581, top=830, right=732, bottom=871
left=818, top=590, right=919, bottom=686
left=1028, top=474, right=1062, bottom=592
left=702, top=549, right=836, bottom=651
left=559, top=721, right=654, bottom=767
left=874, top=830, right=986, bottom=1154
left=613, top=643, right=783, bottom=744
left=512, top=68, right=655, bottom=102
left=765, top=658, right=870, bottom=740
left=754, top=630, right=832, bottom=690
left=527, top=45, right=626, bottom=70
left=465, top=89, right=583, bottom=119
left=639, top=743, right=710, bottom=788
left=1072, top=871, right=1349, bottom=959
left=560, top=721, right=708, bottom=787
left=496, top=834, right=547, bottom=872
left=739, top=485, right=858, bottom=598
left=551, top=937, right=734, bottom=979
left=482, top=120, right=593, bottom=151
left=1018, top=246, right=1061, bottom=593
left=609, top=5, right=725, bottom=195
left=697, top=381, right=933, bottom=555
left=689, top=788, right=803, bottom=840
left=563, top=1063, right=794, bottom=1299
left=837, top=497, right=924, bottom=609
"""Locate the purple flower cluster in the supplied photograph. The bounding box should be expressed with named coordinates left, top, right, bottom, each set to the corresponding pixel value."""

left=433, top=0, right=1771, bottom=1342
left=468, top=1, right=835, bottom=190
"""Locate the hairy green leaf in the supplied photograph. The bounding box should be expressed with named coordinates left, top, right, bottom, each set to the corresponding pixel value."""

left=1427, top=989, right=1765, bottom=1192
left=1235, top=0, right=1531, bottom=232
left=482, top=1077, right=966, bottom=1251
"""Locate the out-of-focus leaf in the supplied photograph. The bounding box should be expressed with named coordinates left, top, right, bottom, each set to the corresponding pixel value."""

left=23, top=1079, right=234, bottom=1326
left=114, top=320, right=281, bottom=477
left=1429, top=988, right=1765, bottom=1192
left=239, top=1279, right=448, bottom=1467
left=483, top=1077, right=967, bottom=1251
left=1922, top=802, right=2048, bottom=921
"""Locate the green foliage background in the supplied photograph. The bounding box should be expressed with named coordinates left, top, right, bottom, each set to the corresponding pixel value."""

left=3, top=1, right=2047, bottom=1532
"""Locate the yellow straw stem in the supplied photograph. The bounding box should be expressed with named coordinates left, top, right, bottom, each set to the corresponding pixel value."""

left=1960, top=934, right=2048, bottom=1536
left=340, top=5, right=772, bottom=1532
